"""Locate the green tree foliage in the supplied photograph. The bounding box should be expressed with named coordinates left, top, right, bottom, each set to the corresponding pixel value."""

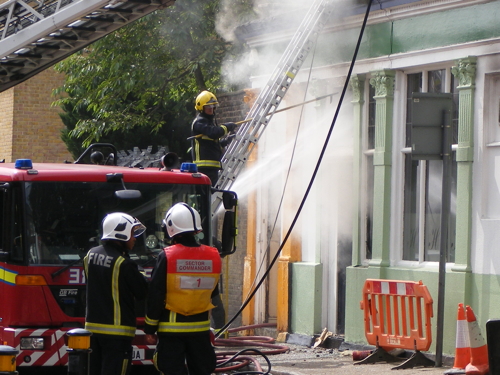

left=53, top=0, right=254, bottom=159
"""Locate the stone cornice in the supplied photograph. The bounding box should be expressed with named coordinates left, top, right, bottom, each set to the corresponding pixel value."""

left=244, top=0, right=494, bottom=48
left=325, top=0, right=494, bottom=32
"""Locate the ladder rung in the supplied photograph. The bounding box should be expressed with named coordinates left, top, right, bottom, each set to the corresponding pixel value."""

left=15, top=52, right=42, bottom=58
left=32, top=43, right=60, bottom=49
left=50, top=34, right=78, bottom=41
left=0, top=60, right=23, bottom=66
left=69, top=25, right=96, bottom=32
left=102, top=7, right=134, bottom=14
left=226, top=154, right=247, bottom=163
left=85, top=16, right=116, bottom=23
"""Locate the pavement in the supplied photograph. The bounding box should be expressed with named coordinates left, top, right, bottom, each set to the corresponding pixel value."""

left=215, top=330, right=455, bottom=375
left=265, top=344, right=453, bottom=375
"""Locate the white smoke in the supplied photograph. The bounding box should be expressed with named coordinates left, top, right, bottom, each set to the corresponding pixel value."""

left=216, top=0, right=358, bottom=226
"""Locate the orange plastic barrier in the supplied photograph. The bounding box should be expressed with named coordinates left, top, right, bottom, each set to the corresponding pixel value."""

left=357, top=279, right=434, bottom=369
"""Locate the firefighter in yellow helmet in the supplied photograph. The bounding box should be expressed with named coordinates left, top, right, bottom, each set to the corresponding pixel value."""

left=191, top=90, right=236, bottom=187
left=144, top=203, right=222, bottom=375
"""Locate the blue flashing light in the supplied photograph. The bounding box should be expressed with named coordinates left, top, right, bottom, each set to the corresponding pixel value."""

left=15, top=159, right=33, bottom=170
left=180, top=163, right=198, bottom=173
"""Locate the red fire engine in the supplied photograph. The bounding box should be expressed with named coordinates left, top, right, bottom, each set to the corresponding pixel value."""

left=0, top=144, right=237, bottom=368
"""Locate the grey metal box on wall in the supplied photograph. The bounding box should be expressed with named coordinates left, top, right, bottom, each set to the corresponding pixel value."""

left=410, top=92, right=453, bottom=160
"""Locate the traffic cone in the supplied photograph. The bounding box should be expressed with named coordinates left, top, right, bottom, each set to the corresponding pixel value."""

left=445, top=303, right=470, bottom=374
left=465, top=305, right=489, bottom=375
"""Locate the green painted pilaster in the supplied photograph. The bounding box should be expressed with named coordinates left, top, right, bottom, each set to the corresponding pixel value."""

left=451, top=56, right=476, bottom=273
left=350, top=74, right=365, bottom=267
left=290, top=262, right=323, bottom=335
left=368, top=70, right=395, bottom=268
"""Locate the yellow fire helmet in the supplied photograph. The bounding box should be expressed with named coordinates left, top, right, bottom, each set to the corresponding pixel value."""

left=195, top=90, right=218, bottom=111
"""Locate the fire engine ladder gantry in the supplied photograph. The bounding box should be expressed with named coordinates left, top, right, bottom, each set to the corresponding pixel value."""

left=0, top=0, right=175, bottom=93
left=212, top=0, right=332, bottom=214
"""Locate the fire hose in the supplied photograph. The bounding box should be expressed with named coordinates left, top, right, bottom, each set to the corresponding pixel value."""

left=214, top=323, right=289, bottom=374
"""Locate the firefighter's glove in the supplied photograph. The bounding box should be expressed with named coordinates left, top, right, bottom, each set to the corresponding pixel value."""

left=220, top=134, right=235, bottom=148
left=223, top=122, right=237, bottom=132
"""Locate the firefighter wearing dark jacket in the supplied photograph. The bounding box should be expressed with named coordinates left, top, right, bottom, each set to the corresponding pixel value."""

left=84, top=212, right=148, bottom=375
left=191, top=90, right=236, bottom=187
left=144, top=202, right=222, bottom=375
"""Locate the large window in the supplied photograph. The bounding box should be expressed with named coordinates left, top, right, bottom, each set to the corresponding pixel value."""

left=402, top=69, right=458, bottom=262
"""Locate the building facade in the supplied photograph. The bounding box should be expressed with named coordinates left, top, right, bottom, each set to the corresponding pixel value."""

left=236, top=0, right=500, bottom=355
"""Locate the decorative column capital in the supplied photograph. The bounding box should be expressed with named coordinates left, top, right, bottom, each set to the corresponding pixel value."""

left=350, top=74, right=365, bottom=103
left=369, top=70, right=395, bottom=98
left=451, top=56, right=477, bottom=89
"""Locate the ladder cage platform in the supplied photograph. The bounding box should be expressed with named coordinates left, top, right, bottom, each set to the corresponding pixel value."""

left=0, top=0, right=175, bottom=92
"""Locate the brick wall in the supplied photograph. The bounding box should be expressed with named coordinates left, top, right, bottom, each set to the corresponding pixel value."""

left=217, top=90, right=249, bottom=124
left=0, top=85, right=14, bottom=162
left=0, top=68, right=72, bottom=163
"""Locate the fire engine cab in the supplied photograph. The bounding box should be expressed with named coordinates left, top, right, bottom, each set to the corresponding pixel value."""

left=0, top=145, right=237, bottom=368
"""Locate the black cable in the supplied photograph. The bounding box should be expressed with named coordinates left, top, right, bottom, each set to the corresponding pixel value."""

left=216, top=0, right=374, bottom=339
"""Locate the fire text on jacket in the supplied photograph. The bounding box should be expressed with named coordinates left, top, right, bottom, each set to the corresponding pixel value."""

left=87, top=252, right=114, bottom=268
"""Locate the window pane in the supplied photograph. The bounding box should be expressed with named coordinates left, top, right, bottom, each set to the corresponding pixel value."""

left=23, top=181, right=209, bottom=266
left=403, top=156, right=420, bottom=260
left=368, top=84, right=376, bottom=150
left=403, top=73, right=422, bottom=260
left=423, top=159, right=457, bottom=262
left=406, top=73, right=422, bottom=147
left=365, top=83, right=376, bottom=260
left=451, top=74, right=459, bottom=144
left=424, top=160, right=443, bottom=261
left=448, top=155, right=457, bottom=262
left=11, top=186, right=23, bottom=262
left=365, top=154, right=374, bottom=260
left=428, top=69, right=445, bottom=93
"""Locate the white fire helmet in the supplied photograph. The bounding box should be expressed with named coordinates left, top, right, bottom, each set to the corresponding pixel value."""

left=101, top=213, right=146, bottom=241
left=162, top=203, right=202, bottom=238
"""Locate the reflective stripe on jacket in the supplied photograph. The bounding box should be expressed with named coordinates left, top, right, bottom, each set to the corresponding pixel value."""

left=157, top=311, right=211, bottom=334
left=84, top=322, right=136, bottom=337
left=191, top=113, right=228, bottom=169
left=84, top=243, right=148, bottom=338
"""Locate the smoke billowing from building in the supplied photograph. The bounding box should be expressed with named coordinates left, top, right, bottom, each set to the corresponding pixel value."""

left=214, top=0, right=367, bottom=332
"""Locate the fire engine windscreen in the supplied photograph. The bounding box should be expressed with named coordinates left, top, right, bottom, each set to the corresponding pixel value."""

left=15, top=181, right=210, bottom=266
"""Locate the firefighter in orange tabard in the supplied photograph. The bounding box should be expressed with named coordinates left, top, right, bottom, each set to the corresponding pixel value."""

left=144, top=203, right=222, bottom=375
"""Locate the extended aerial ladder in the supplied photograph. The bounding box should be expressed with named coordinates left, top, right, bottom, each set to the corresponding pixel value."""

left=212, top=0, right=332, bottom=214
left=0, top=0, right=175, bottom=93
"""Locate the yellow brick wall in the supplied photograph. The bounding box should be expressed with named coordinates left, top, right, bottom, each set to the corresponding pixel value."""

left=0, top=68, right=72, bottom=163
left=0, top=85, right=14, bottom=162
